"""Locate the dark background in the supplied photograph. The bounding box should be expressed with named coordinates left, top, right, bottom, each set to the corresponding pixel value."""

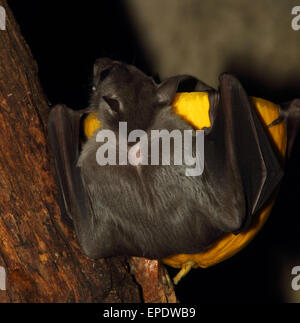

left=6, top=0, right=300, bottom=303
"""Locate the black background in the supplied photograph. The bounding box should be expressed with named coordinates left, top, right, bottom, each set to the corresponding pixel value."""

left=6, top=0, right=300, bottom=303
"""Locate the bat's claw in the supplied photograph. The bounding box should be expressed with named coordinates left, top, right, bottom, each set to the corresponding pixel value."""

left=173, top=261, right=195, bottom=285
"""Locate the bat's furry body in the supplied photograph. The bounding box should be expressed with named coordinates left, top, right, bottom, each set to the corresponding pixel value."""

left=48, top=58, right=299, bottom=259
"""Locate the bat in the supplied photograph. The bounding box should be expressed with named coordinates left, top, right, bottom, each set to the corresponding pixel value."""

left=48, top=58, right=299, bottom=260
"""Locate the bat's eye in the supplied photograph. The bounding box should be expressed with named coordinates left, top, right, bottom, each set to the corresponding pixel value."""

left=103, top=96, right=120, bottom=115
left=100, top=67, right=112, bottom=81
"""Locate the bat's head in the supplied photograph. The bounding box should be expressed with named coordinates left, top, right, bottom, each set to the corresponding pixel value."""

left=91, top=58, right=180, bottom=134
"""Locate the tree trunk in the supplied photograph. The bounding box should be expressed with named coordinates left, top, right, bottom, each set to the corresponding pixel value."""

left=0, top=0, right=176, bottom=303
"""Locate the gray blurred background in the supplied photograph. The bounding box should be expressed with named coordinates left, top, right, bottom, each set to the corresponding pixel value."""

left=126, top=0, right=300, bottom=99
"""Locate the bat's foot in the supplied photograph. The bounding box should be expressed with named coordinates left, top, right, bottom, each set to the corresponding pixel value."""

left=173, top=261, right=195, bottom=285
left=268, top=99, right=300, bottom=127
left=277, top=99, right=300, bottom=157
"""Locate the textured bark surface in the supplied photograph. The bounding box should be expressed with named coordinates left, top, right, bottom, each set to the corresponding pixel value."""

left=130, top=258, right=177, bottom=303
left=0, top=0, right=176, bottom=303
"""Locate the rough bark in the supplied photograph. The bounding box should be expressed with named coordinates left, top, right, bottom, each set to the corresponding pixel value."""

left=0, top=0, right=176, bottom=303
left=130, top=258, right=177, bottom=303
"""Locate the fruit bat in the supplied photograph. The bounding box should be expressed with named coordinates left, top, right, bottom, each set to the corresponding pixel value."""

left=48, top=58, right=300, bottom=260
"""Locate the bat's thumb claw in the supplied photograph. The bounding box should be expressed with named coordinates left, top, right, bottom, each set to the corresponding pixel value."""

left=173, top=261, right=195, bottom=285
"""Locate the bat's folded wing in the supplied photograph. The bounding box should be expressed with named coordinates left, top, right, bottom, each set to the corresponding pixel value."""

left=205, top=74, right=284, bottom=233
left=48, top=105, right=89, bottom=225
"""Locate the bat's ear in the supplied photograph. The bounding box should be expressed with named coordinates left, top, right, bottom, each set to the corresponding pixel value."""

left=157, top=76, right=182, bottom=106
left=93, top=57, right=114, bottom=77
left=157, top=75, right=213, bottom=106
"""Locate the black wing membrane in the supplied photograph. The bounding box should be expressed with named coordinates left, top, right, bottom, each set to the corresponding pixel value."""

left=205, top=74, right=284, bottom=233
left=48, top=104, right=119, bottom=258
left=48, top=105, right=90, bottom=234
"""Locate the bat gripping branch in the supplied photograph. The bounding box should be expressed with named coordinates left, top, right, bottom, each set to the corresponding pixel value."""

left=173, top=261, right=195, bottom=285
